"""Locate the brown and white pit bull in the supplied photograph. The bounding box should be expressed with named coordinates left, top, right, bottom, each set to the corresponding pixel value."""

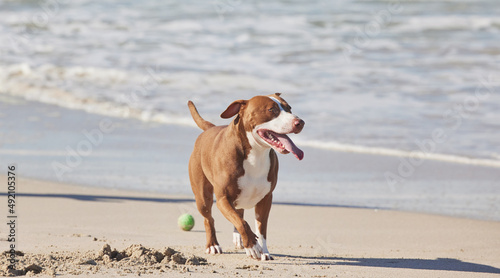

left=187, top=93, right=305, bottom=261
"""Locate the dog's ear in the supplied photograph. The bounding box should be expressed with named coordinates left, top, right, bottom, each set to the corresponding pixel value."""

left=274, top=92, right=281, bottom=97
left=221, top=100, right=246, bottom=119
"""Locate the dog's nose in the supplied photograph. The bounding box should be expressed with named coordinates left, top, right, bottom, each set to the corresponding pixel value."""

left=293, top=118, right=305, bottom=133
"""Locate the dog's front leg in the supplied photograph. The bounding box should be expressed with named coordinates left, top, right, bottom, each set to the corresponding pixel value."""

left=216, top=196, right=263, bottom=259
left=255, top=193, right=273, bottom=261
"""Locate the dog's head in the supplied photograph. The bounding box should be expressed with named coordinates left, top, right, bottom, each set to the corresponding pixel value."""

left=221, top=93, right=305, bottom=160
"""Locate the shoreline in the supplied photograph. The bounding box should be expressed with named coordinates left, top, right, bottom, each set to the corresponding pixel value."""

left=1, top=176, right=500, bottom=277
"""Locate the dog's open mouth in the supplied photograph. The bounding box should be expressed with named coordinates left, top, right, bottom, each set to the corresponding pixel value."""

left=257, top=129, right=304, bottom=160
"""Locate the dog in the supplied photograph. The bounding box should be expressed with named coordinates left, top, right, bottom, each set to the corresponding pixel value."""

left=187, top=93, right=304, bottom=261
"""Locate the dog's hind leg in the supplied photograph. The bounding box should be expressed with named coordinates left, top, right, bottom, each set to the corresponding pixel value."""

left=232, top=209, right=245, bottom=249
left=189, top=155, right=221, bottom=254
left=195, top=179, right=222, bottom=254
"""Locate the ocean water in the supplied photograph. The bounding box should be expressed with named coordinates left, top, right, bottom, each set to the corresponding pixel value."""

left=1, top=0, right=500, bottom=164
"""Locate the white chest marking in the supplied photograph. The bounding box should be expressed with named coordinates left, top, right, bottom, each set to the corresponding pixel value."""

left=235, top=134, right=272, bottom=209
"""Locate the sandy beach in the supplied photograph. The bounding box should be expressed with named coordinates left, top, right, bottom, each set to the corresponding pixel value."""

left=0, top=176, right=499, bottom=277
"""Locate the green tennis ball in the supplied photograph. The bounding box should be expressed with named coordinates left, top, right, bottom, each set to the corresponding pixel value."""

left=178, top=213, right=195, bottom=231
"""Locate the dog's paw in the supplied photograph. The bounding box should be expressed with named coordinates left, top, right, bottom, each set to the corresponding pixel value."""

left=233, top=232, right=244, bottom=249
left=205, top=245, right=223, bottom=255
left=261, top=252, right=274, bottom=261
left=244, top=243, right=263, bottom=260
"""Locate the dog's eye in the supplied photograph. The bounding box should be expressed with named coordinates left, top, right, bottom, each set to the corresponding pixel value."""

left=268, top=107, right=278, bottom=114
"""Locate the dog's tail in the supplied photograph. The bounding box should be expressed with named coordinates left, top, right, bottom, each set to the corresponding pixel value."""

left=188, top=101, right=215, bottom=131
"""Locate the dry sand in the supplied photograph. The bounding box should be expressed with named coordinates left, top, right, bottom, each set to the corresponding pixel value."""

left=1, top=176, right=500, bottom=277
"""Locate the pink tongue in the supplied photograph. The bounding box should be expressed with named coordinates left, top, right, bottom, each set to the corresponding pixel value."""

left=274, top=133, right=304, bottom=160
